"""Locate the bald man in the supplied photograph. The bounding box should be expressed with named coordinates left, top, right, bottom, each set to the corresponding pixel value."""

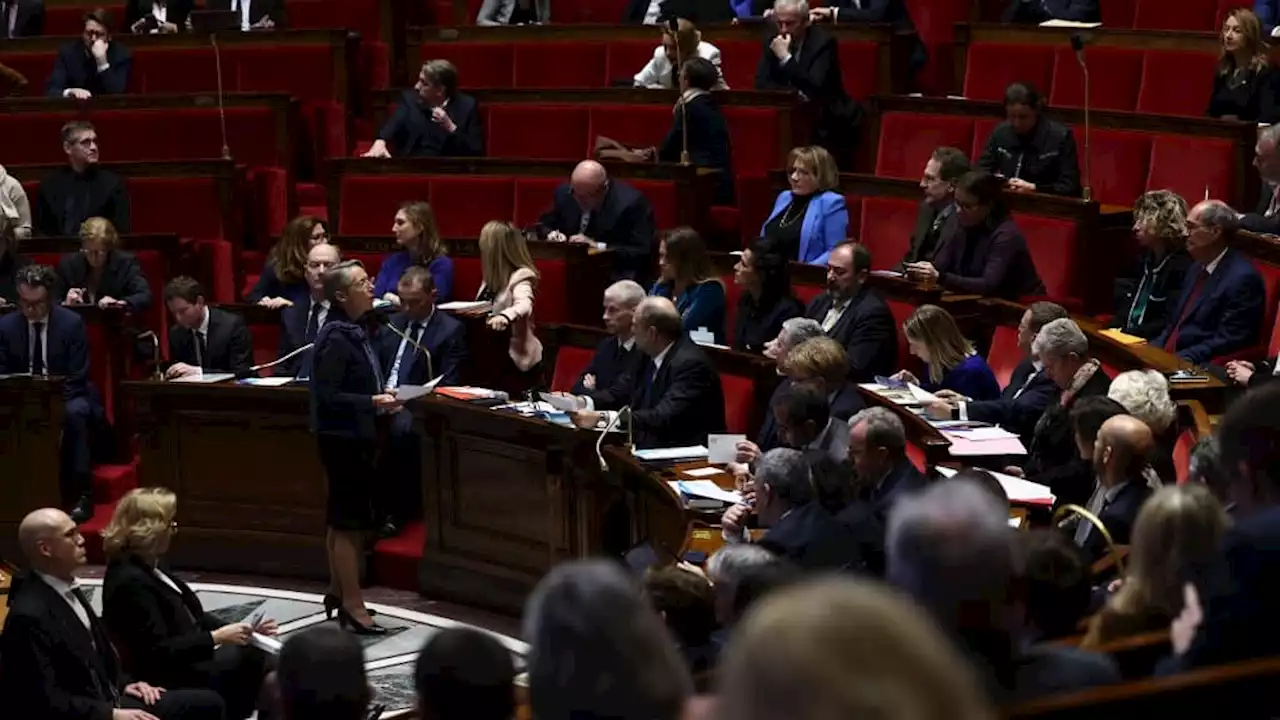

left=1151, top=199, right=1264, bottom=364
left=277, top=241, right=342, bottom=378
left=572, top=296, right=725, bottom=449
left=1074, top=415, right=1155, bottom=559
left=1, top=509, right=225, bottom=719
left=538, top=159, right=655, bottom=285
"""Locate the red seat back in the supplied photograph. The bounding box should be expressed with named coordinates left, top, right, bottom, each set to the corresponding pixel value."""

left=1136, top=50, right=1218, bottom=117
left=514, top=42, right=608, bottom=87
left=129, top=177, right=225, bottom=242
left=876, top=112, right=974, bottom=180
left=987, top=323, right=1021, bottom=388
left=1133, top=0, right=1216, bottom=30
left=428, top=177, right=515, bottom=237
left=420, top=43, right=515, bottom=87
left=858, top=196, right=918, bottom=270
left=337, top=176, right=432, bottom=235
left=451, top=255, right=484, bottom=302
left=551, top=345, right=595, bottom=392
left=532, top=257, right=569, bottom=324
left=1049, top=46, right=1144, bottom=112
left=963, top=44, right=1054, bottom=102
left=1013, top=214, right=1078, bottom=302
left=605, top=40, right=658, bottom=86
left=630, top=179, right=679, bottom=230
left=722, top=373, right=755, bottom=436
left=588, top=105, right=675, bottom=149
left=838, top=41, right=882, bottom=102
left=487, top=105, right=589, bottom=159
left=716, top=39, right=763, bottom=92
left=514, top=177, right=561, bottom=228
left=1147, top=135, right=1236, bottom=208
left=722, top=107, right=783, bottom=176
left=1085, top=130, right=1153, bottom=208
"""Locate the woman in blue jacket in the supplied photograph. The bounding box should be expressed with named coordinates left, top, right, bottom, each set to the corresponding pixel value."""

left=649, top=227, right=726, bottom=344
left=893, top=304, right=1000, bottom=401
left=373, top=201, right=454, bottom=304
left=760, top=145, right=849, bottom=265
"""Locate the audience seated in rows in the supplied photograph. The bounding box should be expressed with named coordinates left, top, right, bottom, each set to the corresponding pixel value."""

left=650, top=227, right=727, bottom=343
left=1210, top=9, right=1280, bottom=124
left=732, top=237, right=804, bottom=354
left=539, top=159, right=656, bottom=284
left=1021, top=528, right=1090, bottom=641
left=366, top=60, right=484, bottom=160
left=632, top=18, right=726, bottom=89
left=250, top=214, right=331, bottom=308
left=926, top=301, right=1067, bottom=445
left=1111, top=190, right=1192, bottom=341
left=477, top=0, right=549, bottom=25
left=36, top=120, right=131, bottom=237
left=162, top=275, right=254, bottom=379
left=274, top=241, right=340, bottom=378
left=761, top=145, right=847, bottom=265
left=643, top=565, right=719, bottom=677
left=375, top=200, right=455, bottom=304
left=48, top=10, right=132, bottom=100
left=897, top=145, right=969, bottom=271
left=414, top=626, right=515, bottom=720
left=0, top=163, right=33, bottom=242
left=977, top=82, right=1081, bottom=198
left=894, top=303, right=1000, bottom=401
left=57, top=216, right=151, bottom=312
left=805, top=241, right=898, bottom=381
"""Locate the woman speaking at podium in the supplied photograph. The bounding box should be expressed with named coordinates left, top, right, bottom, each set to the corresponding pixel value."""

left=310, top=259, right=400, bottom=636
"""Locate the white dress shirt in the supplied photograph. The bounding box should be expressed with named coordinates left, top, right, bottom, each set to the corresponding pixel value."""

left=1204, top=247, right=1229, bottom=276
left=193, top=306, right=211, bottom=367
left=151, top=1, right=168, bottom=25
left=642, top=0, right=662, bottom=25
left=27, top=317, right=49, bottom=375
left=821, top=297, right=851, bottom=332
left=386, top=311, right=433, bottom=391
left=585, top=340, right=671, bottom=415
left=36, top=571, right=93, bottom=632
left=237, top=0, right=253, bottom=30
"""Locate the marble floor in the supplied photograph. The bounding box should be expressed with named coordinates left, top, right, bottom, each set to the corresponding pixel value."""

left=74, top=575, right=527, bottom=718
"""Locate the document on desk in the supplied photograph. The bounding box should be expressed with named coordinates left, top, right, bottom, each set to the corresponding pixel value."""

left=396, top=375, right=444, bottom=402
left=942, top=431, right=1027, bottom=457
left=707, top=434, right=746, bottom=464
left=539, top=392, right=584, bottom=412
left=634, top=445, right=709, bottom=462
left=171, top=372, right=236, bottom=384
left=906, top=384, right=940, bottom=404
left=438, top=300, right=492, bottom=313
left=668, top=480, right=743, bottom=505
left=238, top=377, right=294, bottom=387
left=249, top=632, right=282, bottom=655
left=936, top=466, right=1054, bottom=505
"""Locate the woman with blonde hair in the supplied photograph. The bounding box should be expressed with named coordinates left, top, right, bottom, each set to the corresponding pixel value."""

left=101, top=487, right=276, bottom=718
left=650, top=227, right=726, bottom=343
left=893, top=304, right=1000, bottom=400
left=1110, top=190, right=1191, bottom=340
left=248, top=214, right=329, bottom=308
left=374, top=200, right=454, bottom=304
left=477, top=221, right=543, bottom=386
left=632, top=17, right=726, bottom=90
left=1082, top=484, right=1228, bottom=648
left=1209, top=8, right=1279, bottom=123
left=55, top=216, right=152, bottom=311
left=759, top=146, right=848, bottom=265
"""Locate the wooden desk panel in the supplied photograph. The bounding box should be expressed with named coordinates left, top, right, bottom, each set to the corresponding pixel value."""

left=0, top=378, right=67, bottom=561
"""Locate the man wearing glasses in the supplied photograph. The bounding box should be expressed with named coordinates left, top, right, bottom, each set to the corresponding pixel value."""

left=34, top=120, right=131, bottom=237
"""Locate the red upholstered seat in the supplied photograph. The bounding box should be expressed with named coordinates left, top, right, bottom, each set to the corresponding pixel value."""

left=1136, top=50, right=1218, bottom=117
left=1173, top=425, right=1195, bottom=484
left=1147, top=135, right=1235, bottom=208
left=986, top=324, right=1021, bottom=388
left=428, top=176, right=515, bottom=237
left=970, top=117, right=1001, bottom=162
left=716, top=39, right=764, bottom=92
left=884, top=299, right=914, bottom=374
left=735, top=176, right=775, bottom=245
left=1085, top=130, right=1152, bottom=207
left=0, top=112, right=77, bottom=164
left=232, top=47, right=337, bottom=104
left=451, top=256, right=483, bottom=302
left=876, top=112, right=974, bottom=180
left=1013, top=213, right=1077, bottom=303
left=1049, top=46, right=1144, bottom=112
left=720, top=271, right=742, bottom=339
left=345, top=250, right=387, bottom=281
left=129, top=177, right=225, bottom=242
left=1215, top=0, right=1244, bottom=28
left=629, top=179, right=679, bottom=230
left=1269, top=296, right=1280, bottom=360
left=133, top=49, right=216, bottom=95
left=722, top=373, right=756, bottom=436
left=606, top=40, right=659, bottom=86
left=337, top=175, right=432, bottom=235
left=551, top=345, right=595, bottom=392
left=371, top=520, right=425, bottom=590
left=487, top=105, right=589, bottom=159
left=514, top=42, right=608, bottom=88
left=249, top=320, right=281, bottom=368
left=723, top=107, right=783, bottom=176
left=0, top=53, right=56, bottom=97
left=1133, top=0, right=1217, bottom=30
left=532, top=258, right=569, bottom=323
left=963, top=44, right=1054, bottom=102
left=91, top=108, right=281, bottom=167
left=794, top=281, right=824, bottom=307
left=838, top=41, right=882, bottom=101
left=287, top=0, right=381, bottom=39
left=588, top=105, right=674, bottom=149
left=858, top=196, right=918, bottom=270
left=45, top=5, right=126, bottom=35
left=1101, top=0, right=1138, bottom=26
left=421, top=43, right=515, bottom=87
left=514, top=177, right=561, bottom=228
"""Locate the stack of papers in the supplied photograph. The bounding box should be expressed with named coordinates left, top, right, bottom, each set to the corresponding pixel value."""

left=668, top=480, right=743, bottom=505
left=941, top=426, right=1027, bottom=456
left=539, top=392, right=584, bottom=412
left=859, top=382, right=938, bottom=406
left=936, top=466, right=1055, bottom=506
left=238, top=377, right=294, bottom=387
left=438, top=300, right=492, bottom=313
left=634, top=445, right=709, bottom=462
left=171, top=372, right=236, bottom=384
left=396, top=375, right=444, bottom=402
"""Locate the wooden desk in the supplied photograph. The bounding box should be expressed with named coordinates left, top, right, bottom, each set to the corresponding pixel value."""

left=955, top=21, right=1221, bottom=56
left=0, top=377, right=67, bottom=561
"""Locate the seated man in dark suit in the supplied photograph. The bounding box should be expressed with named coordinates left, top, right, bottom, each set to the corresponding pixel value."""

left=35, top=121, right=131, bottom=237
left=754, top=0, right=862, bottom=164
left=276, top=242, right=341, bottom=378
left=845, top=406, right=926, bottom=520
left=374, top=265, right=466, bottom=537
left=573, top=279, right=647, bottom=399
left=56, top=216, right=150, bottom=312
left=1240, top=125, right=1280, bottom=235
left=1152, top=200, right=1265, bottom=365
left=539, top=160, right=656, bottom=284
left=206, top=0, right=288, bottom=29
left=364, top=59, right=482, bottom=159
left=1003, top=0, right=1098, bottom=24
left=124, top=0, right=193, bottom=33
left=804, top=241, right=898, bottom=382
left=0, top=264, right=106, bottom=523
left=3, top=0, right=44, bottom=38
left=571, top=296, right=725, bottom=449
left=0, top=508, right=225, bottom=720
left=46, top=9, right=132, bottom=99
left=925, top=301, right=1067, bottom=444
left=1070, top=414, right=1154, bottom=562
left=162, top=275, right=254, bottom=379
left=897, top=146, right=969, bottom=270
left=721, top=448, right=871, bottom=571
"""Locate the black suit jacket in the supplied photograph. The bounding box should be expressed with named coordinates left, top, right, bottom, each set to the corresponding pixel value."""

left=167, top=306, right=253, bottom=375
left=377, top=89, right=483, bottom=158
left=805, top=285, right=898, bottom=382
left=1110, top=249, right=1193, bottom=341
left=965, top=358, right=1060, bottom=445
left=46, top=40, right=132, bottom=98
left=759, top=501, right=872, bottom=572
left=102, top=555, right=221, bottom=690
left=863, top=456, right=927, bottom=518
left=2, top=0, right=44, bottom=37
left=55, top=250, right=152, bottom=311
left=733, top=293, right=803, bottom=354
left=1002, top=0, right=1099, bottom=23
left=827, top=0, right=914, bottom=30
left=592, top=336, right=726, bottom=449
left=754, top=24, right=860, bottom=151
left=1080, top=480, right=1151, bottom=561
left=896, top=200, right=950, bottom=270
left=275, top=297, right=336, bottom=378
left=124, top=0, right=194, bottom=30
left=539, top=179, right=655, bottom=283
left=1241, top=189, right=1280, bottom=235
left=1025, top=369, right=1112, bottom=508
left=622, top=0, right=734, bottom=23
left=755, top=378, right=863, bottom=454
left=573, top=335, right=642, bottom=399
left=34, top=165, right=132, bottom=238
left=0, top=572, right=127, bottom=720
left=0, top=305, right=93, bottom=401
left=658, top=93, right=733, bottom=204
left=376, top=309, right=467, bottom=386
left=206, top=0, right=287, bottom=26
left=309, top=316, right=382, bottom=439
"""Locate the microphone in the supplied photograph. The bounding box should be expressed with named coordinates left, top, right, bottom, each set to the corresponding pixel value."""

left=210, top=32, right=231, bottom=161
left=1070, top=33, right=1092, bottom=203
left=137, top=330, right=162, bottom=380
left=247, top=342, right=314, bottom=378
left=595, top=406, right=631, bottom=471
left=381, top=320, right=434, bottom=385
left=667, top=16, right=691, bottom=166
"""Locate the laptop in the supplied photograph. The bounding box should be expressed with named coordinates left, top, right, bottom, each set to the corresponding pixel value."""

left=188, top=10, right=240, bottom=34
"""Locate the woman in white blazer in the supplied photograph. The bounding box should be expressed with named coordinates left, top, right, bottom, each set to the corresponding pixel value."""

left=476, top=0, right=549, bottom=25
left=477, top=221, right=543, bottom=392
left=633, top=18, right=727, bottom=89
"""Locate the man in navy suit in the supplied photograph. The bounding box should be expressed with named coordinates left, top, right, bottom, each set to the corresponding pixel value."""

left=46, top=9, right=132, bottom=99
left=0, top=264, right=104, bottom=523
left=845, top=407, right=926, bottom=521
left=1072, top=415, right=1153, bottom=561
left=375, top=265, right=466, bottom=537
left=803, top=241, right=898, bottom=382
left=1153, top=200, right=1265, bottom=365
left=276, top=242, right=341, bottom=378
left=538, top=160, right=656, bottom=285
left=364, top=59, right=483, bottom=159
left=573, top=280, right=646, bottom=401
left=925, top=301, right=1067, bottom=444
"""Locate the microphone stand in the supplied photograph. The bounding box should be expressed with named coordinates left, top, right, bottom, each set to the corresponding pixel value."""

left=1072, top=34, right=1092, bottom=203
left=211, top=32, right=232, bottom=161
left=382, top=320, right=434, bottom=384
left=668, top=17, right=691, bottom=166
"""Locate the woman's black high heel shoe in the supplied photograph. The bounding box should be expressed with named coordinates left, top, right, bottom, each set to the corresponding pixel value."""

left=336, top=606, right=387, bottom=636
left=324, top=593, right=376, bottom=619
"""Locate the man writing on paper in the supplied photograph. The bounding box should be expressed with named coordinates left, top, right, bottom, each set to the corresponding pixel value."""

left=276, top=242, right=341, bottom=378
left=162, top=276, right=253, bottom=380
left=570, top=296, right=725, bottom=449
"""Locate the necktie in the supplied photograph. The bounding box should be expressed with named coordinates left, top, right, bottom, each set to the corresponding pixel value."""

left=68, top=585, right=94, bottom=629
left=195, top=330, right=207, bottom=368
left=1163, top=269, right=1209, bottom=353
left=1074, top=484, right=1106, bottom=545
left=31, top=322, right=44, bottom=375
left=638, top=360, right=657, bottom=407
left=304, top=303, right=322, bottom=343
left=397, top=322, right=424, bottom=386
